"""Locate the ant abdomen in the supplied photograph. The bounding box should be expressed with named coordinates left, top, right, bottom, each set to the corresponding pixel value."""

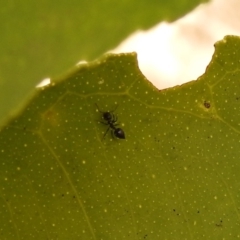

left=114, top=128, right=125, bottom=139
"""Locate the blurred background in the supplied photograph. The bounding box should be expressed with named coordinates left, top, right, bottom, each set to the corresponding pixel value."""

left=112, top=0, right=240, bottom=89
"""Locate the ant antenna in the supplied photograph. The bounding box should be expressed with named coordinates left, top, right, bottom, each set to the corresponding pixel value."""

left=95, top=103, right=118, bottom=113
left=95, top=103, right=102, bottom=113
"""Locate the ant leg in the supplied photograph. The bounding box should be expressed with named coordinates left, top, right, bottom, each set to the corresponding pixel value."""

left=112, top=114, right=118, bottom=123
left=112, top=123, right=119, bottom=128
left=112, top=114, right=119, bottom=127
left=112, top=104, right=118, bottom=112
left=102, top=127, right=110, bottom=140
left=100, top=121, right=108, bottom=125
left=111, top=129, right=115, bottom=139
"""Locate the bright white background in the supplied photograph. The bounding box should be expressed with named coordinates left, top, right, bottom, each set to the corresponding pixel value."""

left=112, top=0, right=240, bottom=90
left=38, top=0, right=240, bottom=89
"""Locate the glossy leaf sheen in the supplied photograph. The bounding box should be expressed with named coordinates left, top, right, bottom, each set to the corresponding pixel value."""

left=0, top=35, right=240, bottom=239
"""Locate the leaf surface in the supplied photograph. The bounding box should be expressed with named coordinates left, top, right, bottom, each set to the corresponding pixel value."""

left=0, top=35, right=239, bottom=239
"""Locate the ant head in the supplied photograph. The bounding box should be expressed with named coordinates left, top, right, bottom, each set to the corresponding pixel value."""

left=103, top=112, right=112, bottom=121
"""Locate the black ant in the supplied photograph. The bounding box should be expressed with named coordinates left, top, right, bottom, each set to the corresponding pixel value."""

left=95, top=103, right=125, bottom=140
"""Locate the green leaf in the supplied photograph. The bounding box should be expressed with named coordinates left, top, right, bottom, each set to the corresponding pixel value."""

left=1, top=35, right=240, bottom=239
left=0, top=0, right=208, bottom=128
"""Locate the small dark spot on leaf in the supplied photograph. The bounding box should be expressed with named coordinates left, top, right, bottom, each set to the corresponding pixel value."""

left=173, top=209, right=180, bottom=216
left=62, top=194, right=65, bottom=197
left=216, top=220, right=223, bottom=227
left=204, top=101, right=210, bottom=108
